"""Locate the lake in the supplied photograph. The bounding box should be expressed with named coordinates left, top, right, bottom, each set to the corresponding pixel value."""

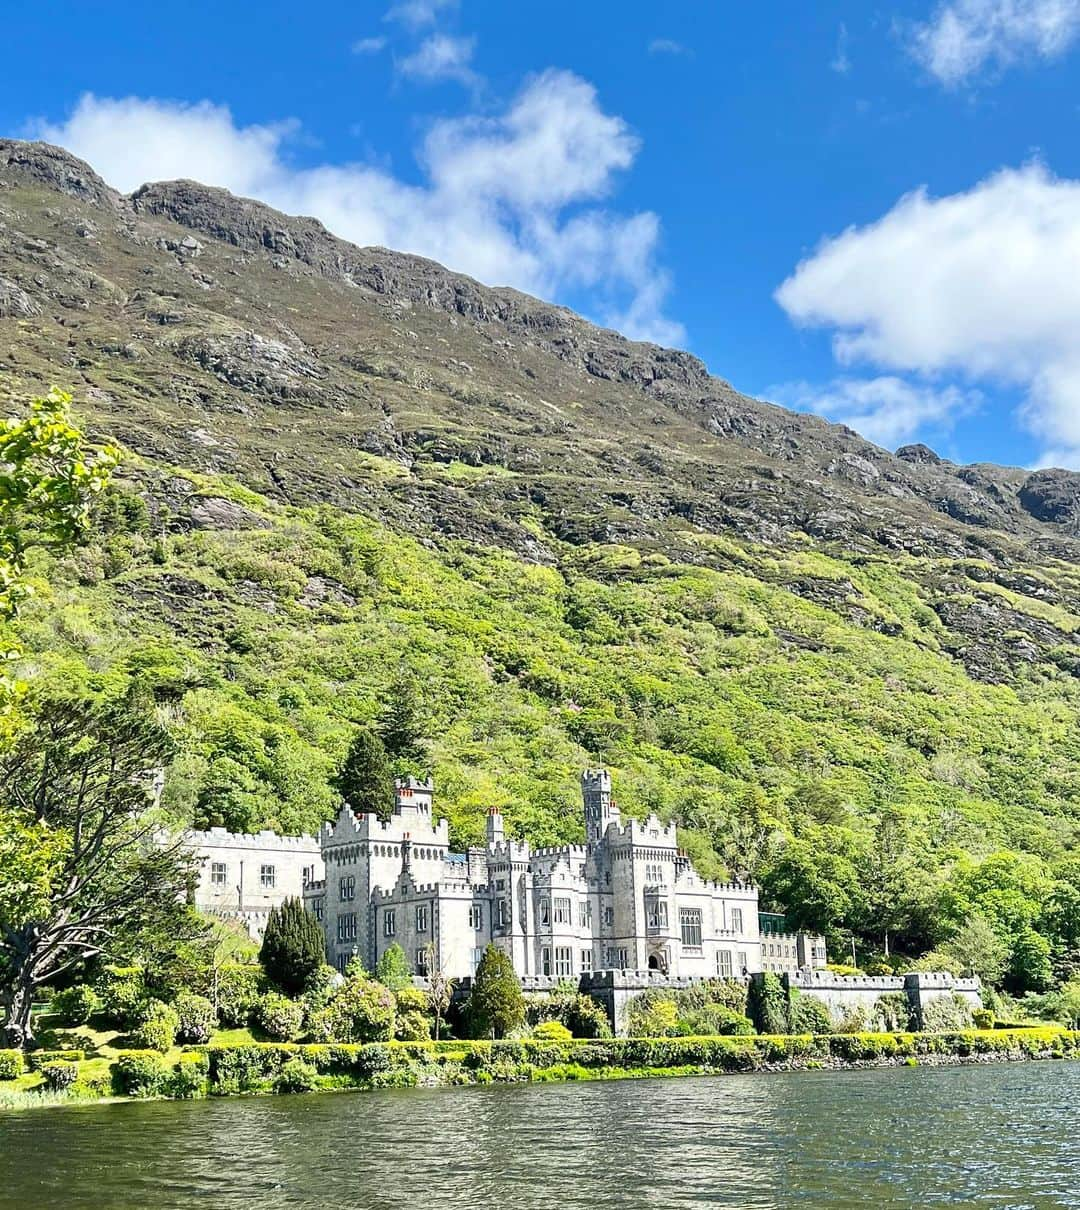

left=1, top=1061, right=1078, bottom=1208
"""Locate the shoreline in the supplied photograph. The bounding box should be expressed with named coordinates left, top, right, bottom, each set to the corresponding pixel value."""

left=1, top=1028, right=1077, bottom=1112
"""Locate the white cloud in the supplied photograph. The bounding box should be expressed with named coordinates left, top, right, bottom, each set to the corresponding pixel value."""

left=769, top=376, right=980, bottom=448
left=831, top=23, right=851, bottom=74
left=34, top=76, right=682, bottom=346
left=352, top=36, right=388, bottom=54
left=397, top=34, right=477, bottom=85
left=648, top=38, right=691, bottom=56
left=910, top=0, right=1080, bottom=85
left=385, top=0, right=456, bottom=29
left=775, top=162, right=1080, bottom=465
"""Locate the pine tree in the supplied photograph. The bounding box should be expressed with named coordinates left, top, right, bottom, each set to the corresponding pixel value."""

left=466, top=944, right=525, bottom=1038
left=259, top=897, right=326, bottom=995
left=333, top=729, right=394, bottom=820
left=375, top=943, right=413, bottom=991
left=377, top=674, right=428, bottom=769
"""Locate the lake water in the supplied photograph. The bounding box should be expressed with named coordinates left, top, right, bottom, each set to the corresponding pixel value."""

left=1, top=1061, right=1078, bottom=1209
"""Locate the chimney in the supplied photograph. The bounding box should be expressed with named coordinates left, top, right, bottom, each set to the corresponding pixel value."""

left=486, top=807, right=504, bottom=845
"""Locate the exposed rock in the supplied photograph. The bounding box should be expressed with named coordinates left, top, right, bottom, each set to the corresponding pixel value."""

left=1018, top=469, right=1080, bottom=526
left=0, top=276, right=39, bottom=318
left=188, top=496, right=273, bottom=531
left=896, top=443, right=942, bottom=465
left=0, top=139, right=118, bottom=207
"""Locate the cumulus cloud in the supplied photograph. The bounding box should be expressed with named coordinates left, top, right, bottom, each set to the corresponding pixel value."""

left=648, top=38, right=691, bottom=56
left=910, top=0, right=1080, bottom=85
left=397, top=33, right=478, bottom=85
left=34, top=76, right=683, bottom=345
left=831, top=23, right=852, bottom=74
left=775, top=162, right=1080, bottom=465
left=385, top=0, right=456, bottom=29
left=769, top=376, right=980, bottom=448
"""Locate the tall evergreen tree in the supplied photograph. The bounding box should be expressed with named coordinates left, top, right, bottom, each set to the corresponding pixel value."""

left=375, top=942, right=413, bottom=992
left=333, top=729, right=394, bottom=820
left=377, top=674, right=428, bottom=769
left=259, top=897, right=325, bottom=995
left=466, top=944, right=525, bottom=1038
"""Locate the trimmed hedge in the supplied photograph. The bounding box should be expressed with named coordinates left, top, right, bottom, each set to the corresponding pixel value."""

left=0, top=1050, right=24, bottom=1080
left=28, top=1049, right=86, bottom=1070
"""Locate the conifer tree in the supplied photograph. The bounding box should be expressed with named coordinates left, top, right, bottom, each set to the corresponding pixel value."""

left=333, top=728, right=394, bottom=820
left=377, top=673, right=428, bottom=769
left=466, top=944, right=525, bottom=1038
left=259, top=897, right=325, bottom=995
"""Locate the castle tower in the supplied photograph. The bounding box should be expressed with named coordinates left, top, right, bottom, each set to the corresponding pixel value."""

left=582, top=769, right=619, bottom=845
left=486, top=807, right=505, bottom=846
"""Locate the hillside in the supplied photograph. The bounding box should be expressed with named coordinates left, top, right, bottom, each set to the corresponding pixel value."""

left=2, top=138, right=1080, bottom=967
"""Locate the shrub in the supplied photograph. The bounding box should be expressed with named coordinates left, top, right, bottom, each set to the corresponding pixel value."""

left=215, top=964, right=264, bottom=1028
left=259, top=898, right=326, bottom=996
left=394, top=987, right=432, bottom=1041
left=466, top=946, right=525, bottom=1039
left=973, top=1008, right=995, bottom=1029
left=41, top=1061, right=79, bottom=1092
left=625, top=991, right=680, bottom=1038
left=112, top=1051, right=167, bottom=1097
left=560, top=994, right=612, bottom=1039
left=96, top=966, right=147, bottom=1028
left=275, top=1057, right=319, bottom=1094
left=53, top=985, right=101, bottom=1026
left=682, top=1004, right=756, bottom=1037
left=872, top=993, right=914, bottom=1032
left=255, top=993, right=304, bottom=1042
left=375, top=944, right=413, bottom=992
left=28, top=1049, right=86, bottom=1070
left=0, top=1051, right=23, bottom=1080
left=131, top=1001, right=179, bottom=1054
left=747, top=973, right=789, bottom=1034
left=533, top=1020, right=573, bottom=1041
left=789, top=994, right=833, bottom=1034
left=169, top=1052, right=210, bottom=1099
left=311, top=978, right=395, bottom=1043
left=174, top=993, right=216, bottom=1045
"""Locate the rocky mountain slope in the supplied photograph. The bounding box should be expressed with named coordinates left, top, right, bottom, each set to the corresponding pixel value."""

left=3, top=139, right=1080, bottom=963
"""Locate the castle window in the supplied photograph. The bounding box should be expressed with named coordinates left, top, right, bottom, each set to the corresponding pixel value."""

left=603, top=906, right=614, bottom=927
left=717, top=950, right=733, bottom=977
left=646, top=899, right=668, bottom=930
left=416, top=905, right=429, bottom=933
left=210, top=862, right=227, bottom=886
left=303, top=865, right=314, bottom=885
left=337, top=913, right=357, bottom=943
left=680, top=907, right=703, bottom=949
left=554, top=897, right=571, bottom=925
left=540, top=898, right=550, bottom=926
left=617, top=947, right=629, bottom=968
left=469, top=904, right=483, bottom=930
left=578, top=901, right=591, bottom=927
left=497, top=900, right=509, bottom=928
left=313, top=897, right=325, bottom=922
left=496, top=880, right=506, bottom=891
left=472, top=948, right=484, bottom=973
left=737, top=951, right=748, bottom=975
left=384, top=910, right=396, bottom=937
left=731, top=907, right=744, bottom=934
left=555, top=946, right=573, bottom=977
left=335, top=953, right=348, bottom=974
left=581, top=949, right=593, bottom=973
left=415, top=949, right=428, bottom=975
left=541, top=947, right=551, bottom=976
left=340, top=875, right=356, bottom=902
left=260, top=865, right=276, bottom=889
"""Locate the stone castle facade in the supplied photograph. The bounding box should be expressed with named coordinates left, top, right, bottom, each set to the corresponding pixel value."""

left=294, top=770, right=826, bottom=981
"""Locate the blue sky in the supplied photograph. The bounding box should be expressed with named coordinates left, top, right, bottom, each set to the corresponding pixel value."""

left=6, top=0, right=1080, bottom=469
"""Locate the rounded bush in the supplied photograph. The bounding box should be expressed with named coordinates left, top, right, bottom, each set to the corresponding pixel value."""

left=274, top=1057, right=319, bottom=1094
left=96, top=966, right=148, bottom=1029
left=532, top=1020, right=573, bottom=1042
left=310, top=978, right=395, bottom=1044
left=112, top=1051, right=166, bottom=1097
left=255, top=993, right=304, bottom=1042
left=169, top=1053, right=210, bottom=1099
left=0, top=1050, right=24, bottom=1080
left=973, top=1008, right=995, bottom=1030
left=215, top=964, right=263, bottom=1029
left=174, top=993, right=215, bottom=1045
left=131, top=1000, right=180, bottom=1054
left=40, top=1061, right=78, bottom=1092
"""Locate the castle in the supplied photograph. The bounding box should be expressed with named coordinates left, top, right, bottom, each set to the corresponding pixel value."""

left=278, top=770, right=826, bottom=981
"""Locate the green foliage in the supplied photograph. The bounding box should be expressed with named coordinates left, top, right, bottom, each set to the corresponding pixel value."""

left=214, top=964, right=263, bottom=1028
left=169, top=1051, right=209, bottom=1099
left=40, top=1060, right=78, bottom=1091
left=52, top=985, right=101, bottom=1026
left=872, top=993, right=915, bottom=1032
left=532, top=1020, right=573, bottom=1041
left=377, top=674, right=429, bottom=771
left=254, top=993, right=304, bottom=1042
left=747, top=973, right=790, bottom=1034
left=0, top=1049, right=23, bottom=1079
left=173, top=992, right=215, bottom=1045
left=1023, top=977, right=1080, bottom=1029
left=921, top=993, right=975, bottom=1032
left=466, top=946, right=525, bottom=1039
left=111, top=1051, right=167, bottom=1097
left=311, top=976, right=395, bottom=1043
left=131, top=1000, right=179, bottom=1054
left=788, top=993, right=834, bottom=1034
left=625, top=992, right=680, bottom=1038
left=940, top=916, right=1009, bottom=985
left=375, top=944, right=413, bottom=992
left=259, top=898, right=326, bottom=996
left=973, top=1008, right=995, bottom=1029
left=275, top=1056, right=319, bottom=1094
left=678, top=1004, right=755, bottom=1037
left=393, top=986, right=432, bottom=1041
left=333, top=729, right=393, bottom=820
left=1008, top=929, right=1054, bottom=994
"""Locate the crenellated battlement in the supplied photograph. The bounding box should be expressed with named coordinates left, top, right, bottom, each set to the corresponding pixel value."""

left=187, top=827, right=321, bottom=852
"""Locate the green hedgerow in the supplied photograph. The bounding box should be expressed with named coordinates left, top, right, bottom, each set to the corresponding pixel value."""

left=112, top=1051, right=167, bottom=1098
left=40, top=1061, right=79, bottom=1092
left=169, top=1052, right=210, bottom=1099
